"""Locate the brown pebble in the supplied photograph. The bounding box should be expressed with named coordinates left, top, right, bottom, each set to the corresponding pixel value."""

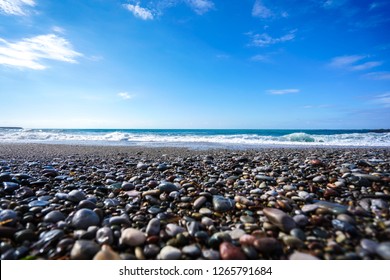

left=253, top=237, right=283, bottom=255
left=93, top=245, right=121, bottom=260
left=263, top=208, right=296, bottom=232
left=239, top=234, right=257, bottom=246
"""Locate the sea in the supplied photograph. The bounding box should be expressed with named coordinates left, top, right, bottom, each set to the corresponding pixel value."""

left=0, top=128, right=389, bottom=149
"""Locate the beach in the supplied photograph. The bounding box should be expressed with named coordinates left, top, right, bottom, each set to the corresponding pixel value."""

left=0, top=143, right=389, bottom=260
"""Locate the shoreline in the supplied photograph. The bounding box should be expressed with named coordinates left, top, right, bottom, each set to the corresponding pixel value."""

left=0, top=143, right=389, bottom=260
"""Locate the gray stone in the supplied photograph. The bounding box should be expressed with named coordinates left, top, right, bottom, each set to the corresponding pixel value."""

left=193, top=196, right=207, bottom=209
left=182, top=244, right=201, bottom=257
left=360, top=239, right=378, bottom=254
left=158, top=182, right=179, bottom=193
left=212, top=195, right=234, bottom=212
left=165, top=223, right=185, bottom=237
left=146, top=218, right=161, bottom=236
left=96, top=227, right=114, bottom=245
left=70, top=240, right=100, bottom=260
left=289, top=251, right=319, bottom=260
left=71, top=209, right=100, bottom=230
left=376, top=242, right=390, bottom=260
left=67, top=190, right=86, bottom=203
left=263, top=208, right=296, bottom=232
left=159, top=246, right=182, bottom=260
left=202, top=249, right=220, bottom=260
left=44, top=210, right=66, bottom=223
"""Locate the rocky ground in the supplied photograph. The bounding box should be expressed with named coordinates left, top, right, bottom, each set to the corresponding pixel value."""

left=0, top=143, right=389, bottom=260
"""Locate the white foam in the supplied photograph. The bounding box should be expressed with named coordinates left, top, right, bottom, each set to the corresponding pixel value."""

left=0, top=129, right=389, bottom=147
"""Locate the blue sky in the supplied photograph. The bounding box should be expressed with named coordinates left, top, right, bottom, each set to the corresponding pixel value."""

left=0, top=0, right=389, bottom=129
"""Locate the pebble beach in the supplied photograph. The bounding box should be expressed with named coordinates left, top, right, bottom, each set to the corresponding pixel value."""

left=1, top=143, right=389, bottom=260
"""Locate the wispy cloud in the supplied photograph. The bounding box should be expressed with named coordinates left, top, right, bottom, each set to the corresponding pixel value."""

left=252, top=0, right=273, bottom=19
left=185, top=0, right=214, bottom=15
left=124, top=3, right=154, bottom=20
left=118, top=92, right=134, bottom=100
left=322, top=0, right=348, bottom=9
left=0, top=0, right=35, bottom=16
left=373, top=93, right=390, bottom=107
left=248, top=29, right=296, bottom=47
left=0, top=33, right=82, bottom=70
left=250, top=54, right=270, bottom=62
left=267, top=89, right=300, bottom=95
left=364, top=71, right=390, bottom=80
left=329, top=55, right=382, bottom=71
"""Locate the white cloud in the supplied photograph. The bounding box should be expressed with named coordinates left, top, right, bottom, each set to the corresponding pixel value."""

left=329, top=55, right=382, bottom=71
left=0, top=0, right=35, bottom=15
left=322, top=0, right=347, bottom=9
left=252, top=0, right=273, bottom=19
left=374, top=93, right=390, bottom=107
left=0, top=33, right=82, bottom=70
left=185, top=0, right=214, bottom=15
left=124, top=3, right=154, bottom=20
left=118, top=92, right=134, bottom=100
left=267, top=89, right=300, bottom=95
left=249, top=30, right=296, bottom=47
left=364, top=71, right=390, bottom=80
left=250, top=54, right=269, bottom=62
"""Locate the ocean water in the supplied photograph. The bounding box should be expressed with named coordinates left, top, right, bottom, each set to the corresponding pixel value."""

left=0, top=128, right=389, bottom=149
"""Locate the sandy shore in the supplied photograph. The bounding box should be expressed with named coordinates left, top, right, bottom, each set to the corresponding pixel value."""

left=0, top=143, right=389, bottom=260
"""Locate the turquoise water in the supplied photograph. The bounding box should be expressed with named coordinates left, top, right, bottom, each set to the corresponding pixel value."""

left=0, top=128, right=389, bottom=148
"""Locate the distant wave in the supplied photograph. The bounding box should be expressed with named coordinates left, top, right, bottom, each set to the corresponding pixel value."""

left=0, top=129, right=389, bottom=147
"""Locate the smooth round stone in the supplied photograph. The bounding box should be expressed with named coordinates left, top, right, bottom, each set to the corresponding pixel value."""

left=109, top=216, right=130, bottom=226
left=120, top=228, right=146, bottom=247
left=314, top=201, right=348, bottom=214
left=239, top=234, right=257, bottom=246
left=159, top=246, right=182, bottom=260
left=201, top=217, right=214, bottom=227
left=71, top=209, right=100, bottom=230
left=219, top=242, right=246, bottom=260
left=360, top=239, right=378, bottom=254
left=78, top=200, right=96, bottom=210
left=146, top=218, right=161, bottom=236
left=337, top=214, right=356, bottom=225
left=55, top=192, right=68, bottom=200
left=290, top=228, right=306, bottom=241
left=229, top=229, right=246, bottom=240
left=15, top=229, right=37, bottom=243
left=142, top=244, right=160, bottom=259
left=40, top=229, right=64, bottom=243
left=202, top=249, right=220, bottom=260
left=332, top=219, right=356, bottom=234
left=67, top=190, right=86, bottom=203
left=193, top=196, right=207, bottom=209
left=137, top=162, right=148, bottom=170
left=212, top=195, right=234, bottom=212
left=376, top=242, right=390, bottom=260
left=43, top=210, right=66, bottom=223
left=293, top=214, right=309, bottom=227
left=165, top=224, right=185, bottom=237
left=253, top=237, right=282, bottom=255
left=158, top=182, right=179, bottom=193
left=234, top=196, right=254, bottom=206
left=313, top=176, right=326, bottom=183
left=263, top=208, right=296, bottom=232
left=3, top=182, right=19, bottom=194
left=96, top=227, right=114, bottom=245
left=301, top=204, right=319, bottom=213
left=199, top=208, right=213, bottom=216
left=147, top=206, right=162, bottom=214
left=182, top=244, right=201, bottom=257
left=242, top=245, right=258, bottom=259
left=70, top=240, right=100, bottom=260
left=289, top=251, right=319, bottom=260
left=298, top=191, right=310, bottom=200
left=104, top=198, right=119, bottom=207
left=0, top=210, right=18, bottom=227
left=28, top=200, right=49, bottom=208
left=255, top=175, right=274, bottom=181
left=93, top=244, right=121, bottom=260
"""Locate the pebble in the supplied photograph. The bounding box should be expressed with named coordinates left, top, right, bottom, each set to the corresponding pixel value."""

left=182, top=244, right=201, bottom=257
left=193, top=196, right=207, bottom=209
left=120, top=228, right=146, bottom=247
left=146, top=218, right=161, bottom=236
left=67, top=190, right=86, bottom=203
left=44, top=210, right=66, bottom=223
left=71, top=209, right=100, bottom=230
left=219, top=242, right=246, bottom=260
left=159, top=246, right=182, bottom=260
left=253, top=237, right=282, bottom=255
left=263, top=208, right=296, bottom=232
left=212, top=195, right=234, bottom=212
left=0, top=210, right=18, bottom=227
left=376, top=242, right=390, bottom=260
left=70, top=240, right=100, bottom=260
left=96, top=227, right=114, bottom=245
left=289, top=251, right=319, bottom=260
left=158, top=182, right=179, bottom=193
left=93, top=244, right=121, bottom=260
